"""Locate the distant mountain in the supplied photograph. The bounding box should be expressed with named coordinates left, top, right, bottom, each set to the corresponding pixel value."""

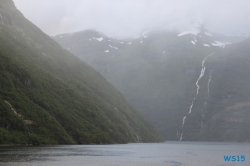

left=0, top=0, right=163, bottom=145
left=54, top=25, right=250, bottom=141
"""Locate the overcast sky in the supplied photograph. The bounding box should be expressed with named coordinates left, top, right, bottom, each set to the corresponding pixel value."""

left=13, top=0, right=250, bottom=37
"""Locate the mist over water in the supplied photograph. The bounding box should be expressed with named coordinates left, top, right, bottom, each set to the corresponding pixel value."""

left=1, top=142, right=250, bottom=166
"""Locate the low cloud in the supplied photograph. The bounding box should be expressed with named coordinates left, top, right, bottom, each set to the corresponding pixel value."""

left=13, top=0, right=250, bottom=37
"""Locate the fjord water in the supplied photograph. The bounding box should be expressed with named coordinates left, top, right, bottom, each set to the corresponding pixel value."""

left=0, top=142, right=249, bottom=166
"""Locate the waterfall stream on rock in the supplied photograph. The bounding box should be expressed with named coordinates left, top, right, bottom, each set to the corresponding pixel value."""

left=179, top=52, right=215, bottom=141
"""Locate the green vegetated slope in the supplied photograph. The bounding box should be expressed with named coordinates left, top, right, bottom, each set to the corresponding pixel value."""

left=0, top=0, right=163, bottom=145
left=54, top=26, right=250, bottom=141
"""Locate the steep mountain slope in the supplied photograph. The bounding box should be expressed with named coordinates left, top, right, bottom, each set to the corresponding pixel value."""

left=199, top=38, right=250, bottom=141
left=54, top=26, right=250, bottom=141
left=0, top=0, right=163, bottom=145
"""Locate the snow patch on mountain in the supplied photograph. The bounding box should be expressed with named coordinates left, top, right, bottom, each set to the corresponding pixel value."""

left=93, top=37, right=104, bottom=41
left=203, top=44, right=210, bottom=47
left=105, top=50, right=109, bottom=52
left=212, top=41, right=231, bottom=48
left=205, top=32, right=213, bottom=36
left=127, top=42, right=132, bottom=44
left=108, top=44, right=118, bottom=49
left=191, top=37, right=197, bottom=45
left=194, top=37, right=197, bottom=42
left=178, top=29, right=199, bottom=36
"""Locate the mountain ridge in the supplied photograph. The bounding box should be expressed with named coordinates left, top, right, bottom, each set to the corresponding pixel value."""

left=54, top=26, right=250, bottom=142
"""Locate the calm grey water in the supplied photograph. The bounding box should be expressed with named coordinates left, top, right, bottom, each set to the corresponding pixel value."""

left=0, top=141, right=249, bottom=166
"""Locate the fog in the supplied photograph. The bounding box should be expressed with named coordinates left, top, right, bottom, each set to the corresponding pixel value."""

left=13, top=0, right=250, bottom=37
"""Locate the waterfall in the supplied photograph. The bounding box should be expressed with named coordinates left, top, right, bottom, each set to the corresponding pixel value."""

left=179, top=52, right=215, bottom=141
left=0, top=13, right=3, bottom=24
left=195, top=53, right=214, bottom=97
left=180, top=133, right=183, bottom=141
left=188, top=99, right=194, bottom=114
left=179, top=116, right=186, bottom=141
left=207, top=71, right=212, bottom=96
left=201, top=71, right=212, bottom=128
left=135, top=134, right=140, bottom=143
left=181, top=116, right=186, bottom=128
left=10, top=14, right=15, bottom=26
left=107, top=64, right=110, bottom=73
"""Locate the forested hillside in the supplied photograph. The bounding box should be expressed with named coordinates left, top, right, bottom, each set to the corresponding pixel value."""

left=0, top=0, right=163, bottom=145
